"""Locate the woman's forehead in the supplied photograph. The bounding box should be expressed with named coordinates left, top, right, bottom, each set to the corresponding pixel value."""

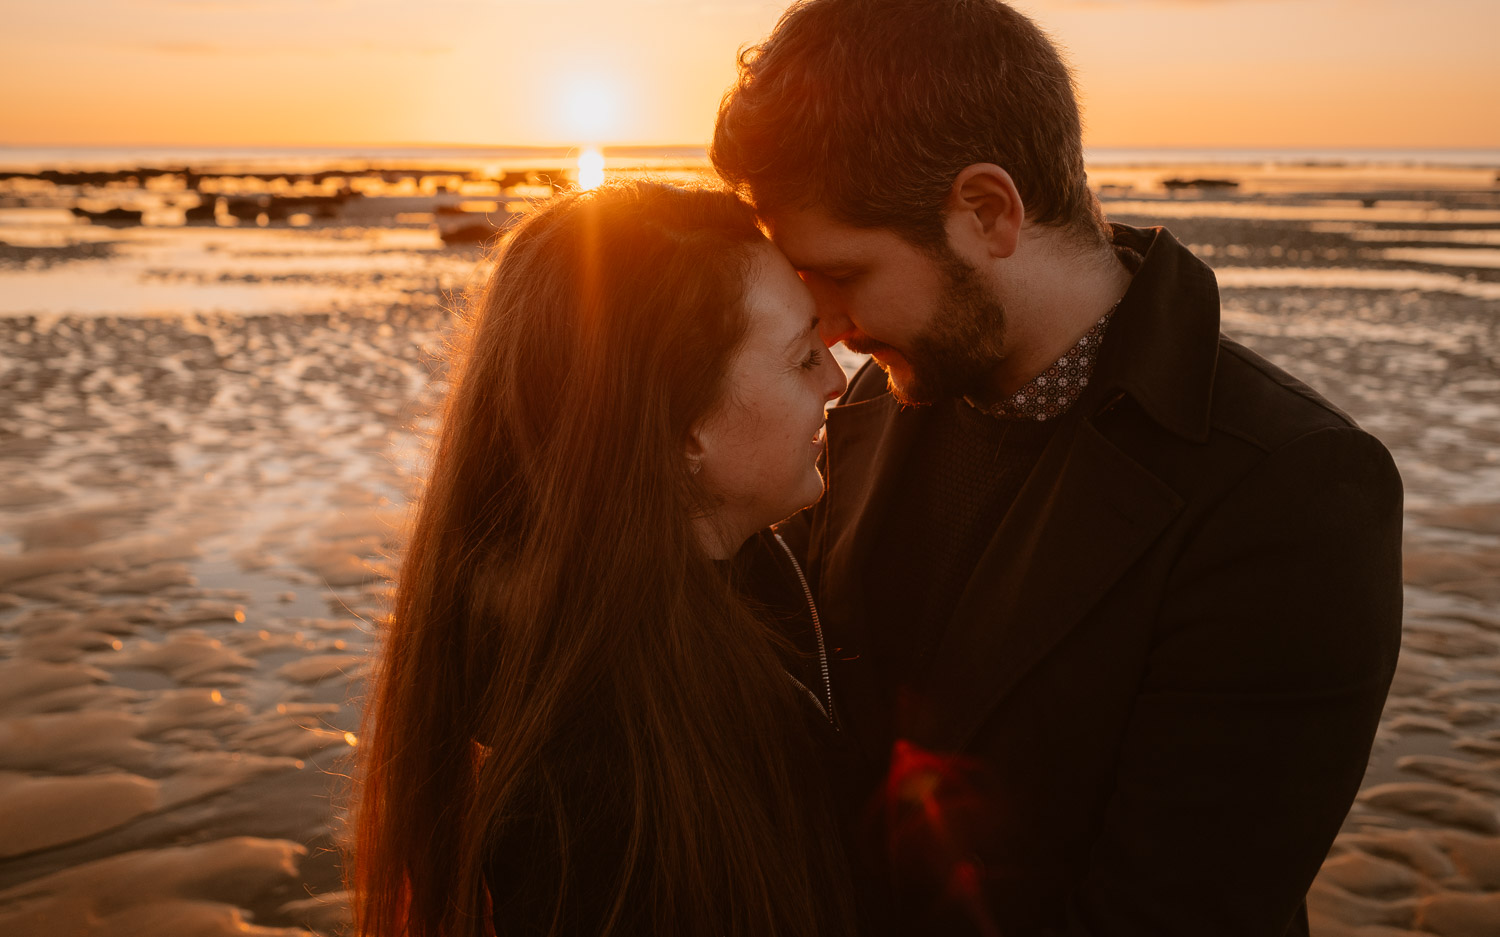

left=742, top=245, right=818, bottom=345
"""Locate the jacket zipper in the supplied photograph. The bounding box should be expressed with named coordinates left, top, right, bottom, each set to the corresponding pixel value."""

left=772, top=532, right=838, bottom=731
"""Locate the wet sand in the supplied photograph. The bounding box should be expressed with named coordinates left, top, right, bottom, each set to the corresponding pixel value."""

left=0, top=298, right=459, bottom=934
left=1, top=160, right=1499, bottom=936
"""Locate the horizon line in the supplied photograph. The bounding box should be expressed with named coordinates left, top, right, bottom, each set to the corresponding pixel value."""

left=5, top=142, right=1500, bottom=153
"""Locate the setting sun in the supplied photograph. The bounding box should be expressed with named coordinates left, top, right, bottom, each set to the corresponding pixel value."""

left=564, top=78, right=622, bottom=143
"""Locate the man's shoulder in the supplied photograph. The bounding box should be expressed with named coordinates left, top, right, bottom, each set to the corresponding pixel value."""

left=1206, top=336, right=1367, bottom=455
left=1101, top=332, right=1400, bottom=520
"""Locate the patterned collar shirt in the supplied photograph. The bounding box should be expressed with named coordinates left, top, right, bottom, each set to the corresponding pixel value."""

left=963, top=307, right=1116, bottom=422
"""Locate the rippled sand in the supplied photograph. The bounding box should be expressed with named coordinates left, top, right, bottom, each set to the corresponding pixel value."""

left=0, top=296, right=454, bottom=935
left=2, top=167, right=1499, bottom=936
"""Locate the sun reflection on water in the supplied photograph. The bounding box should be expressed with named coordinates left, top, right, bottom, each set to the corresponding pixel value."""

left=577, top=147, right=605, bottom=190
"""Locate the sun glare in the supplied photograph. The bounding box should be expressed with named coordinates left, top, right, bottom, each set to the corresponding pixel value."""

left=564, top=78, right=619, bottom=142
left=577, top=147, right=606, bottom=190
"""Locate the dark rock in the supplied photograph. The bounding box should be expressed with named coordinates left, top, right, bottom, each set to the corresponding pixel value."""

left=69, top=207, right=143, bottom=226
left=1162, top=177, right=1241, bottom=191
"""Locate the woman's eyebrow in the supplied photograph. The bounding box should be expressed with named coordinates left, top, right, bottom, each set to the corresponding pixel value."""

left=783, top=316, right=820, bottom=352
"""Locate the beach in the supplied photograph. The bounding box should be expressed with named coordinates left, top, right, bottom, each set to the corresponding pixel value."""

left=1, top=151, right=1499, bottom=936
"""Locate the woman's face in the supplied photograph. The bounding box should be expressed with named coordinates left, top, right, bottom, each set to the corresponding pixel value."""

left=692, top=242, right=848, bottom=556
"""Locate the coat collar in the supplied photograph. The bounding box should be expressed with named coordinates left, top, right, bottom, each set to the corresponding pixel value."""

left=816, top=224, right=1216, bottom=759
left=1092, top=224, right=1221, bottom=443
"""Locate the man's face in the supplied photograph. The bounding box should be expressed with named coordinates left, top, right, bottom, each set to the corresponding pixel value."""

left=765, top=205, right=1007, bottom=406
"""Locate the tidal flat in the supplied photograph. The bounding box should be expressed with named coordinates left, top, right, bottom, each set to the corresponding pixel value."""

left=1, top=156, right=1498, bottom=936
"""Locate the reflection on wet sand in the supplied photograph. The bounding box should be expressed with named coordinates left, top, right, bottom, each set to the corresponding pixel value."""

left=0, top=155, right=1498, bottom=937
left=0, top=303, right=446, bottom=935
left=0, top=225, right=480, bottom=318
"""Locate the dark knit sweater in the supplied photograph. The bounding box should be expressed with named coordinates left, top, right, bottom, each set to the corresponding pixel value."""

left=867, top=403, right=1058, bottom=698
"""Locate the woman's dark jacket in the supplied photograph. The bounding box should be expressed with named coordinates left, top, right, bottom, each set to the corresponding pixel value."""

left=483, top=530, right=849, bottom=936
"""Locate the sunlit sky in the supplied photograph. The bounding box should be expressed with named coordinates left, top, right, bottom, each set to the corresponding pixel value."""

left=2, top=0, right=1497, bottom=149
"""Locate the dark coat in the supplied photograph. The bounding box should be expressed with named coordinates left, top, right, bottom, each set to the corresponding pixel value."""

left=778, top=224, right=1404, bottom=937
left=485, top=529, right=856, bottom=937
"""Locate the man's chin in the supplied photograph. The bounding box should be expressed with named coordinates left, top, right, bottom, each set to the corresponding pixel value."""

left=876, top=358, right=942, bottom=408
left=851, top=345, right=946, bottom=406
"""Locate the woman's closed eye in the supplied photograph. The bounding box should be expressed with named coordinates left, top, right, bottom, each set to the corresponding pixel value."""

left=799, top=348, right=824, bottom=371
left=799, top=268, right=858, bottom=287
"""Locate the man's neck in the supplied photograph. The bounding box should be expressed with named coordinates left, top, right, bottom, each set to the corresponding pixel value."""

left=978, top=233, right=1133, bottom=403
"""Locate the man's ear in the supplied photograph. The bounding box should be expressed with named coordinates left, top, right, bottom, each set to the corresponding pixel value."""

left=945, top=163, right=1024, bottom=260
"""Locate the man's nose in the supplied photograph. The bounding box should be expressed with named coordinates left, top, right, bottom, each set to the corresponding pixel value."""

left=799, top=272, right=856, bottom=345
left=817, top=309, right=855, bottom=348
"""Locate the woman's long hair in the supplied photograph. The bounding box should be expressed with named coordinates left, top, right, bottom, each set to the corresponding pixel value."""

left=350, top=181, right=852, bottom=937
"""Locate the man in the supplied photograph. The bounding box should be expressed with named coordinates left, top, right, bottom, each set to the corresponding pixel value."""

left=711, top=1, right=1403, bottom=935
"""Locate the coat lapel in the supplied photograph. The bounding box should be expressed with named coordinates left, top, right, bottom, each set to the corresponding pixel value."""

left=909, top=415, right=1184, bottom=752
left=817, top=392, right=931, bottom=763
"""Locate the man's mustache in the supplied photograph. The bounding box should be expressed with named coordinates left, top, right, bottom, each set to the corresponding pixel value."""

left=841, top=336, right=896, bottom=357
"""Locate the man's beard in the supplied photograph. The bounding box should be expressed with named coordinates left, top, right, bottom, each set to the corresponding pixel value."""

left=885, top=246, right=1007, bottom=406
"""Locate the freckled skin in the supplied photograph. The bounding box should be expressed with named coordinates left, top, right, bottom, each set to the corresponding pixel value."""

left=694, top=243, right=847, bottom=553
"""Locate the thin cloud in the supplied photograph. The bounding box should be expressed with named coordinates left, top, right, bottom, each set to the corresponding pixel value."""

left=137, top=39, right=453, bottom=56
left=143, top=0, right=341, bottom=6
left=358, top=41, right=454, bottom=56
left=1057, top=0, right=1289, bottom=6
left=144, top=41, right=233, bottom=55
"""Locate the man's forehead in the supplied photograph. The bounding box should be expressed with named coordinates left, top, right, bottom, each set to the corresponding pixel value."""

left=761, top=206, right=881, bottom=269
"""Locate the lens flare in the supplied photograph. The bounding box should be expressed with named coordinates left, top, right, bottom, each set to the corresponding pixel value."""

left=882, top=738, right=1003, bottom=937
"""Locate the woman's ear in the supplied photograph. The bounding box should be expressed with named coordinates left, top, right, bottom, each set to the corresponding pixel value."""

left=685, top=427, right=707, bottom=476
left=945, top=163, right=1024, bottom=260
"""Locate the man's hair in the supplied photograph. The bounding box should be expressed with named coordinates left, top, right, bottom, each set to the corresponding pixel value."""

left=711, top=0, right=1106, bottom=248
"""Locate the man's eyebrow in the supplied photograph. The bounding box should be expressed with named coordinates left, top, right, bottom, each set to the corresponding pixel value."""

left=784, top=316, right=820, bottom=351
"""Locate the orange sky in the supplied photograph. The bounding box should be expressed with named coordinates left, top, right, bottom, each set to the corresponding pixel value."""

left=2, top=0, right=1497, bottom=149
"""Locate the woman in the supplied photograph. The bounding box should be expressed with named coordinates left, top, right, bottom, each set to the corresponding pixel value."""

left=350, top=180, right=855, bottom=937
